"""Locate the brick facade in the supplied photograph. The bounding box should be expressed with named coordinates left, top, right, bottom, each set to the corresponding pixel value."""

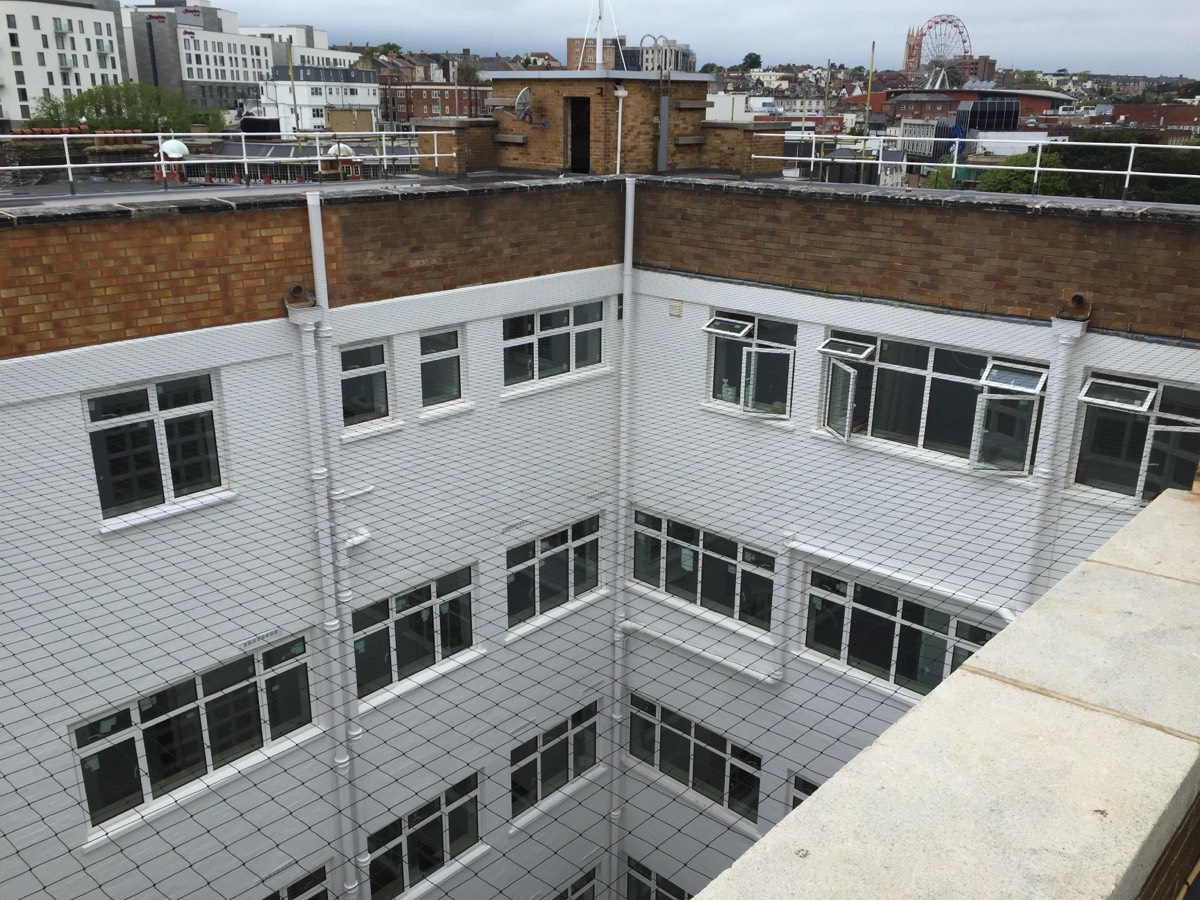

left=415, top=118, right=499, bottom=175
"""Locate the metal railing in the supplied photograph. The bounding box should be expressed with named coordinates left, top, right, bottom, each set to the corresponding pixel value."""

left=0, top=129, right=458, bottom=198
left=753, top=133, right=1200, bottom=202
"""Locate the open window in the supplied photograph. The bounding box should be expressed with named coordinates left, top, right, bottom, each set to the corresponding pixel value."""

left=1079, top=377, right=1156, bottom=413
left=1138, top=425, right=1200, bottom=502
left=824, top=359, right=857, bottom=440
left=818, top=337, right=875, bottom=361
left=970, top=394, right=1038, bottom=472
left=741, top=347, right=793, bottom=418
left=982, top=361, right=1047, bottom=394
left=703, top=316, right=753, bottom=339
left=707, top=311, right=797, bottom=418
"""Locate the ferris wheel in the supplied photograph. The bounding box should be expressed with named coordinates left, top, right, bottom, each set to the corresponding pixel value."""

left=910, top=14, right=972, bottom=89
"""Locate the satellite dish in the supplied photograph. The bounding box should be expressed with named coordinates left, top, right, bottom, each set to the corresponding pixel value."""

left=513, top=87, right=533, bottom=124
left=160, top=139, right=190, bottom=159
left=327, top=142, right=355, bottom=158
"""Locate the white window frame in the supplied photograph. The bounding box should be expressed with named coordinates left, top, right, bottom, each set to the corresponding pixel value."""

left=627, top=694, right=761, bottom=823
left=418, top=326, right=463, bottom=408
left=84, top=372, right=224, bottom=519
left=802, top=568, right=997, bottom=696
left=790, top=773, right=821, bottom=809
left=626, top=857, right=694, bottom=900
left=506, top=515, right=601, bottom=626
left=509, top=701, right=600, bottom=818
left=261, top=865, right=330, bottom=900
left=366, top=773, right=481, bottom=900
left=551, top=867, right=598, bottom=900
left=1078, top=375, right=1156, bottom=413
left=502, top=300, right=605, bottom=387
left=339, top=341, right=391, bottom=428
left=72, top=634, right=313, bottom=828
left=631, top=510, right=776, bottom=631
left=706, top=311, right=797, bottom=419
left=351, top=566, right=474, bottom=699
left=824, top=358, right=857, bottom=441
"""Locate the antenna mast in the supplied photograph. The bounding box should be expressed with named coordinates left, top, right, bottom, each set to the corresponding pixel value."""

left=595, top=2, right=603, bottom=70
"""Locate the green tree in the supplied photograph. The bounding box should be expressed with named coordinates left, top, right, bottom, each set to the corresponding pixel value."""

left=923, top=155, right=956, bottom=189
left=375, top=41, right=401, bottom=57
left=699, top=62, right=718, bottom=74
left=1013, top=69, right=1039, bottom=85
left=740, top=52, right=762, bottom=71
left=457, top=59, right=481, bottom=84
left=976, top=150, right=1071, bottom=195
left=30, top=82, right=223, bottom=132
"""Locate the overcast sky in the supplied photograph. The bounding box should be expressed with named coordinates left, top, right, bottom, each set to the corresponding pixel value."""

left=230, top=0, right=1198, bottom=77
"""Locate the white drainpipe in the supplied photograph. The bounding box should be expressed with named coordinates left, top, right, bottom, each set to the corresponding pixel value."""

left=614, top=84, right=628, bottom=175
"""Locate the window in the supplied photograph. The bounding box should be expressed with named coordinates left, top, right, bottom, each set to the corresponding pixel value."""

left=36, top=51, right=43, bottom=65
left=1075, top=375, right=1200, bottom=501
left=261, top=866, right=328, bottom=900
left=704, top=311, right=796, bottom=418
left=419, top=329, right=462, bottom=407
left=86, top=374, right=222, bottom=518
left=73, top=635, right=312, bottom=827
left=5, top=14, right=15, bottom=28
left=352, top=567, right=473, bottom=698
left=804, top=569, right=996, bottom=695
left=502, top=300, right=604, bottom=386
left=552, top=867, right=597, bottom=900
left=791, top=774, right=820, bottom=808
left=11, top=50, right=21, bottom=65
left=510, top=702, right=599, bottom=817
left=631, top=510, right=774, bottom=630
left=506, top=516, right=601, bottom=626
left=627, top=694, right=760, bottom=822
left=367, top=774, right=480, bottom=900
left=9, top=32, right=18, bottom=47
left=626, top=857, right=694, bottom=900
left=820, top=331, right=1047, bottom=472
left=340, top=344, right=389, bottom=427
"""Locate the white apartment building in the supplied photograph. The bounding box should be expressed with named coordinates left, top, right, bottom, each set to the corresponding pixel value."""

left=0, top=180, right=1197, bottom=900
left=0, top=0, right=126, bottom=126
left=258, top=65, right=378, bottom=133
left=238, top=24, right=360, bottom=71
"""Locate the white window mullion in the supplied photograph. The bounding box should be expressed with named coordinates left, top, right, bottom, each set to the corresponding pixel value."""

left=915, top=374, right=933, bottom=450
left=196, top=680, right=216, bottom=772
left=132, top=720, right=153, bottom=802
left=840, top=602, right=853, bottom=664
left=255, top=654, right=271, bottom=748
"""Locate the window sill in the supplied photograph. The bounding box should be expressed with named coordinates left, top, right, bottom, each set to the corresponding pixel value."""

left=358, top=646, right=489, bottom=714
left=1063, top=482, right=1146, bottom=510
left=417, top=400, right=475, bottom=423
left=98, top=488, right=238, bottom=534
left=341, top=417, right=404, bottom=444
left=400, top=842, right=494, bottom=900
left=623, top=580, right=775, bottom=643
left=699, top=401, right=796, bottom=431
left=503, top=587, right=611, bottom=645
left=508, top=763, right=608, bottom=835
left=620, top=755, right=763, bottom=842
left=79, top=722, right=323, bottom=852
left=807, top=427, right=1038, bottom=481
left=500, top=365, right=613, bottom=402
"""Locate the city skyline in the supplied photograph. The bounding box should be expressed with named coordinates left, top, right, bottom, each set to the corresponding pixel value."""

left=228, top=0, right=1199, bottom=79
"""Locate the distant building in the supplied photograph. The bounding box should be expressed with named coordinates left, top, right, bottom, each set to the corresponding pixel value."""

left=622, top=39, right=695, bottom=73
left=956, top=55, right=997, bottom=83
left=258, top=64, right=378, bottom=133
left=238, top=24, right=360, bottom=70
left=565, top=35, right=625, bottom=70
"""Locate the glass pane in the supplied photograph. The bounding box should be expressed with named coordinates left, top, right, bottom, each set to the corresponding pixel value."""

left=504, top=342, right=534, bottom=385
left=901, top=601, right=950, bottom=634
left=507, top=541, right=535, bottom=569
left=572, top=515, right=600, bottom=540
left=665, top=544, right=698, bottom=603
left=1159, top=386, right=1200, bottom=421
left=895, top=626, right=948, bottom=695
left=703, top=317, right=753, bottom=337
left=666, top=521, right=699, bottom=544
left=541, top=737, right=570, bottom=795
left=368, top=846, right=405, bottom=900
left=702, top=533, right=737, bottom=559
left=956, top=622, right=995, bottom=645
left=540, top=550, right=570, bottom=612
left=574, top=540, right=599, bottom=596
left=202, top=656, right=256, bottom=695
left=805, top=596, right=844, bottom=657
left=757, top=318, right=797, bottom=346
left=983, top=363, right=1044, bottom=393
left=538, top=333, right=571, bottom=378
left=436, top=568, right=471, bottom=597
left=820, top=338, right=874, bottom=359
left=75, top=709, right=133, bottom=747
left=507, top=566, right=535, bottom=626
left=879, top=339, right=928, bottom=368
left=691, top=744, right=726, bottom=804
left=420, top=330, right=458, bottom=355
left=574, top=301, right=603, bottom=325
left=659, top=728, right=690, bottom=786
left=855, top=585, right=899, bottom=615
left=629, top=712, right=656, bottom=764
left=263, top=638, right=305, bottom=670
left=80, top=739, right=143, bottom=825
left=541, top=530, right=569, bottom=552
left=977, top=396, right=1036, bottom=471
left=711, top=337, right=744, bottom=403
left=1142, top=428, right=1200, bottom=502
left=575, top=329, right=602, bottom=368
left=341, top=372, right=388, bottom=426
left=503, top=314, right=534, bottom=340
left=743, top=348, right=793, bottom=414
left=420, top=356, right=460, bottom=407
left=144, top=708, right=206, bottom=797
left=138, top=681, right=197, bottom=722
left=88, top=388, right=149, bottom=422
left=446, top=773, right=477, bottom=803
left=395, top=609, right=436, bottom=678
left=1083, top=379, right=1155, bottom=410
left=871, top=368, right=924, bottom=446
left=206, top=683, right=263, bottom=768
left=932, top=349, right=986, bottom=379
left=353, top=599, right=390, bottom=632
left=1075, top=406, right=1147, bottom=495
left=846, top=610, right=895, bottom=680
left=340, top=345, right=384, bottom=371
left=540, top=309, right=570, bottom=330
left=439, top=595, right=473, bottom=657
left=355, top=628, right=392, bottom=697
left=826, top=361, right=853, bottom=439
left=739, top=570, right=773, bottom=630
left=511, top=759, right=537, bottom=817
left=810, top=571, right=847, bottom=596
left=574, top=721, right=597, bottom=774
left=165, top=411, right=222, bottom=496
left=157, top=374, right=213, bottom=409
left=742, top=548, right=774, bottom=572
left=266, top=665, right=311, bottom=738
left=633, top=533, right=662, bottom=586
left=699, top=555, right=736, bottom=616
left=728, top=767, right=760, bottom=822
left=793, top=776, right=820, bottom=806
left=627, top=873, right=653, bottom=900
left=634, top=511, right=661, bottom=530
left=924, top=379, right=977, bottom=457
left=90, top=422, right=165, bottom=516
left=447, top=796, right=478, bottom=857
left=406, top=816, right=445, bottom=886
